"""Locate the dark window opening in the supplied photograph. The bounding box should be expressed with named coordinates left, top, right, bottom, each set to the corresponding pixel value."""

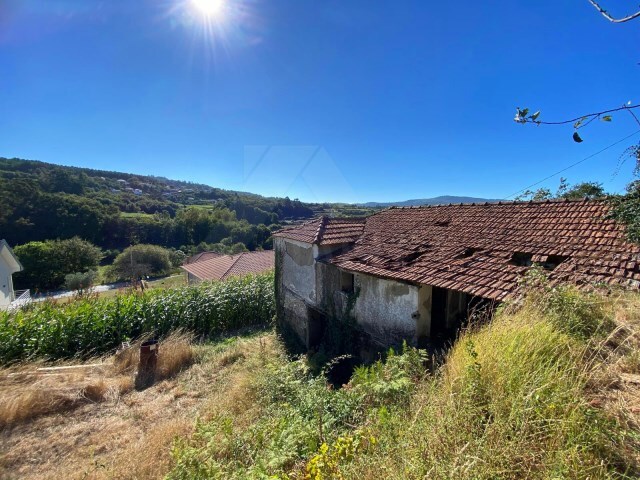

left=340, top=271, right=355, bottom=293
left=510, top=252, right=533, bottom=267
left=430, top=287, right=448, bottom=338
left=435, top=220, right=450, bottom=227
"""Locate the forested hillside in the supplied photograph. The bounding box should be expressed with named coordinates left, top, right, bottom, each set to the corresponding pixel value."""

left=0, top=158, right=318, bottom=251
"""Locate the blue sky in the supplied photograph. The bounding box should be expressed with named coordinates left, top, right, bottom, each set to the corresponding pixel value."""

left=1, top=0, right=639, bottom=203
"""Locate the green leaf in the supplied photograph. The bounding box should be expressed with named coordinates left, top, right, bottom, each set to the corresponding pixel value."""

left=601, top=115, right=612, bottom=122
left=572, top=131, right=584, bottom=143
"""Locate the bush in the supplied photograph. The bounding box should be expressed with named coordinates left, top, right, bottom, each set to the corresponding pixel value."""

left=0, top=272, right=275, bottom=363
left=13, top=237, right=102, bottom=290
left=167, top=342, right=422, bottom=480
left=338, top=294, right=636, bottom=479
left=168, top=288, right=639, bottom=479
left=63, top=270, right=97, bottom=293
left=111, top=244, right=173, bottom=280
left=520, top=267, right=615, bottom=340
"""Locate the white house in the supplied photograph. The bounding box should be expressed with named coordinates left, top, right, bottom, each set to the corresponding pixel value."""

left=0, top=239, right=24, bottom=310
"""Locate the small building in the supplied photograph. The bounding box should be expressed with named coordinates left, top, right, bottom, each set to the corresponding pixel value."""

left=0, top=239, right=24, bottom=310
left=273, top=200, right=640, bottom=353
left=181, top=250, right=275, bottom=284
left=183, top=251, right=224, bottom=265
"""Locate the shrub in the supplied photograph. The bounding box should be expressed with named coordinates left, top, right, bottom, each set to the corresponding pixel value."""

left=169, top=288, right=639, bottom=479
left=13, top=237, right=102, bottom=290
left=63, top=270, right=97, bottom=293
left=520, top=267, right=615, bottom=340
left=111, top=244, right=173, bottom=280
left=167, top=343, right=423, bottom=479
left=0, top=272, right=275, bottom=363
left=339, top=295, right=636, bottom=479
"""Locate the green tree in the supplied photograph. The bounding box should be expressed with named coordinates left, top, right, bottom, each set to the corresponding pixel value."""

left=559, top=181, right=605, bottom=200
left=516, top=179, right=608, bottom=202
left=64, top=270, right=98, bottom=294
left=111, top=244, right=173, bottom=280
left=13, top=241, right=57, bottom=290
left=58, top=236, right=103, bottom=274
left=13, top=237, right=102, bottom=290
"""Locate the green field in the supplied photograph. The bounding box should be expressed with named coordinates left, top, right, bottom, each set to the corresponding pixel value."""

left=0, top=273, right=274, bottom=363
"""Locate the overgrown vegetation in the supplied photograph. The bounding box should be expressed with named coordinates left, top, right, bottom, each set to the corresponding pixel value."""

left=169, top=284, right=640, bottom=479
left=13, top=236, right=103, bottom=290
left=108, top=243, right=177, bottom=281
left=0, top=157, right=318, bottom=252
left=0, top=272, right=275, bottom=363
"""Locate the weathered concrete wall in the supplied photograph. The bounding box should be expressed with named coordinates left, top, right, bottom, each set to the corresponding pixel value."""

left=352, top=273, right=422, bottom=348
left=275, top=236, right=471, bottom=353
left=315, top=261, right=344, bottom=315
left=275, top=237, right=325, bottom=348
left=278, top=238, right=317, bottom=303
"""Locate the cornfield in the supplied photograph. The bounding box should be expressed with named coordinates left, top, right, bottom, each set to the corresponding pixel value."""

left=0, top=273, right=275, bottom=364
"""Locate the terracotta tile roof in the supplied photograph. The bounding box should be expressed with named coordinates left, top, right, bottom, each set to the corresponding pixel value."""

left=181, top=250, right=274, bottom=281
left=325, top=200, right=640, bottom=301
left=225, top=250, right=275, bottom=278
left=273, top=216, right=366, bottom=246
left=184, top=251, right=224, bottom=265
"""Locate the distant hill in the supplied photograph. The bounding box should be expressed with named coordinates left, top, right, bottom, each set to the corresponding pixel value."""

left=0, top=157, right=316, bottom=251
left=360, top=195, right=500, bottom=208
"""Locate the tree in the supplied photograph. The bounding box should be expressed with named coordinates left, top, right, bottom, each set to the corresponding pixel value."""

left=513, top=2, right=640, bottom=241
left=587, top=0, right=640, bottom=23
left=12, top=237, right=102, bottom=290
left=559, top=181, right=605, bottom=199
left=516, top=179, right=607, bottom=202
left=64, top=270, right=98, bottom=294
left=58, top=236, right=103, bottom=274
left=111, top=244, right=173, bottom=280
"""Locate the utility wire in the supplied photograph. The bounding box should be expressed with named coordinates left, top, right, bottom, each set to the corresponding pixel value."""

left=503, top=129, right=640, bottom=199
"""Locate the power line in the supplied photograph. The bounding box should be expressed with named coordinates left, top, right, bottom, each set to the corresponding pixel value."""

left=503, top=129, right=640, bottom=199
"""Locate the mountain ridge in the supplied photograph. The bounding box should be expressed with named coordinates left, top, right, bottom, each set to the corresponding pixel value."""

left=360, top=195, right=500, bottom=208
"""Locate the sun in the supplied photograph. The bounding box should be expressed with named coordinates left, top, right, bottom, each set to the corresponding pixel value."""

left=192, top=0, right=225, bottom=17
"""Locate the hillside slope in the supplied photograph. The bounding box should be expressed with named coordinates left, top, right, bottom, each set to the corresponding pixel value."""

left=0, top=157, right=314, bottom=250
left=360, top=195, right=500, bottom=207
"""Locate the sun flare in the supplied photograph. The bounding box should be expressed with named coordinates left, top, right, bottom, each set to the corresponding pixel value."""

left=192, top=0, right=225, bottom=18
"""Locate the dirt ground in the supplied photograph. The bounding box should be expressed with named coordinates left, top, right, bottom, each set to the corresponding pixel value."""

left=0, top=332, right=271, bottom=480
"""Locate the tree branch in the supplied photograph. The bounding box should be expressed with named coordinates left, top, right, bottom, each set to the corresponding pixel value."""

left=587, top=0, right=640, bottom=23
left=515, top=104, right=640, bottom=126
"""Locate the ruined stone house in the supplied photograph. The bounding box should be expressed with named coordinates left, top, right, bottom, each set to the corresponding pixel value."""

left=273, top=199, right=640, bottom=352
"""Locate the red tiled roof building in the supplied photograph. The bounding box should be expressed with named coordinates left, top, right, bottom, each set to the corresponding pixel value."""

left=273, top=200, right=640, bottom=351
left=181, top=250, right=274, bottom=283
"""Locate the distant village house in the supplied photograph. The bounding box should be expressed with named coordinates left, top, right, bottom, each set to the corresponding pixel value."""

left=181, top=250, right=275, bottom=284
left=274, top=200, right=640, bottom=353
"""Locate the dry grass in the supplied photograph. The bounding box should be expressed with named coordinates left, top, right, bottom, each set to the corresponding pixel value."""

left=0, top=331, right=194, bottom=431
left=0, top=331, right=275, bottom=480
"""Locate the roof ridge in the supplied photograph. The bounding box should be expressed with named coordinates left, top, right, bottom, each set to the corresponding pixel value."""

left=314, top=215, right=330, bottom=243
left=220, top=252, right=245, bottom=280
